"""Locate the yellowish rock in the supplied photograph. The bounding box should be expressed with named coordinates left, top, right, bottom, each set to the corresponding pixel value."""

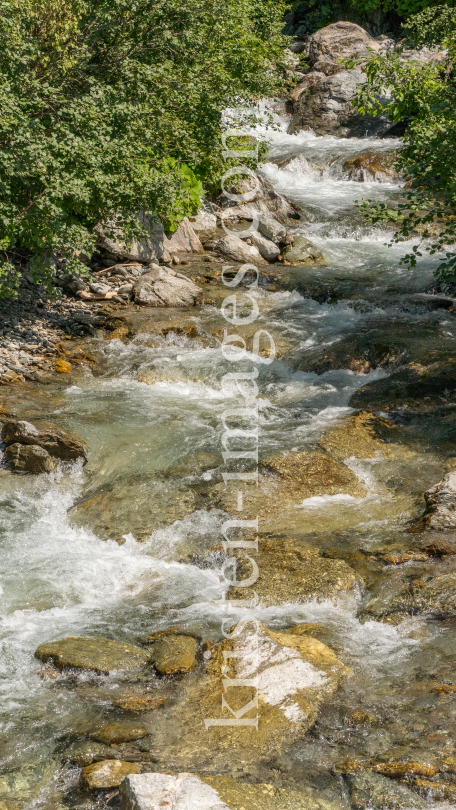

left=318, top=410, right=396, bottom=461
left=55, top=359, right=72, bottom=373
left=149, top=634, right=198, bottom=675
left=80, top=760, right=141, bottom=790
left=203, top=775, right=342, bottom=810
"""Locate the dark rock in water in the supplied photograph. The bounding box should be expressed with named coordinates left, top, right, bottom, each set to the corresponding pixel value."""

left=5, top=443, right=56, bottom=474
left=411, top=472, right=456, bottom=532
left=290, top=339, right=403, bottom=375
left=347, top=770, right=427, bottom=809
left=62, top=741, right=117, bottom=767
left=349, top=359, right=456, bottom=412
left=148, top=634, right=198, bottom=675
left=361, top=556, right=456, bottom=620
left=91, top=722, right=149, bottom=745
left=2, top=419, right=88, bottom=462
left=35, top=636, right=151, bottom=674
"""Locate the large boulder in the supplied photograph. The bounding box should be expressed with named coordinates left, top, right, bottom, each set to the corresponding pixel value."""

left=289, top=69, right=389, bottom=137
left=95, top=211, right=168, bottom=263
left=307, top=21, right=381, bottom=68
left=5, top=443, right=56, bottom=474
left=411, top=472, right=456, bottom=532
left=35, top=636, right=151, bottom=674
left=132, top=265, right=203, bottom=306
left=213, top=234, right=268, bottom=265
left=217, top=174, right=301, bottom=224
left=1, top=420, right=88, bottom=462
left=164, top=217, right=204, bottom=254
left=199, top=621, right=349, bottom=754
left=282, top=235, right=325, bottom=265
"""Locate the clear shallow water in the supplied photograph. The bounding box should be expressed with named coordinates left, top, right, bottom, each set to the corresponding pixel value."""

left=1, top=111, right=456, bottom=808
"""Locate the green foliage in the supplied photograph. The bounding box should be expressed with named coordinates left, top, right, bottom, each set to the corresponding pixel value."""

left=354, top=5, right=456, bottom=279
left=0, top=0, right=287, bottom=297
left=290, top=0, right=449, bottom=36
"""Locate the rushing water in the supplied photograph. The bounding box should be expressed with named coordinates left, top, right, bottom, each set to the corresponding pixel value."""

left=2, top=110, right=456, bottom=808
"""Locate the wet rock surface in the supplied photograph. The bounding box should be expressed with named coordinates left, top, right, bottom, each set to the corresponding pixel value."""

left=148, top=634, right=198, bottom=675
left=80, top=760, right=141, bottom=790
left=35, top=637, right=151, bottom=673
left=346, top=770, right=427, bottom=810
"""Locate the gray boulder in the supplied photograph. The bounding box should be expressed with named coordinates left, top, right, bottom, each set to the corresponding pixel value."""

left=213, top=234, right=268, bottom=265
left=289, top=69, right=390, bottom=137
left=258, top=214, right=287, bottom=244
left=307, top=21, right=381, bottom=67
left=95, top=211, right=169, bottom=263
left=217, top=174, right=301, bottom=224
left=2, top=420, right=88, bottom=462
left=5, top=443, right=56, bottom=474
left=247, top=231, right=280, bottom=262
left=133, top=266, right=203, bottom=306
left=163, top=217, right=204, bottom=254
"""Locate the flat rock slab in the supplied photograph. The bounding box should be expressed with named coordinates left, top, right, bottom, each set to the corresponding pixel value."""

left=2, top=420, right=88, bottom=462
left=120, top=773, right=230, bottom=810
left=133, top=266, right=202, bottom=307
left=149, top=635, right=198, bottom=675
left=81, top=760, right=141, bottom=790
left=35, top=636, right=151, bottom=674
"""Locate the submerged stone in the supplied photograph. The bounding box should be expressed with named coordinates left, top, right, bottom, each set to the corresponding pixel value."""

left=80, top=760, right=141, bottom=790
left=347, top=770, right=427, bottom=810
left=91, top=722, right=149, bottom=745
left=318, top=411, right=396, bottom=461
left=35, top=636, right=151, bottom=674
left=149, top=634, right=198, bottom=675
left=203, top=775, right=343, bottom=810
left=361, top=556, right=456, bottom=619
left=62, top=741, right=117, bottom=767
left=228, top=538, right=360, bottom=606
left=349, top=358, right=456, bottom=412
left=261, top=451, right=366, bottom=499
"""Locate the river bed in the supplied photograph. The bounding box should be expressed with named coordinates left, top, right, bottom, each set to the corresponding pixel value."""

left=1, top=112, right=456, bottom=809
